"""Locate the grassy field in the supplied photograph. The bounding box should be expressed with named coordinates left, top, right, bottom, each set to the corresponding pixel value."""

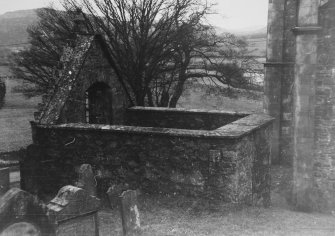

left=178, top=83, right=263, bottom=113
left=99, top=204, right=335, bottom=236
left=0, top=66, right=40, bottom=153
left=97, top=166, right=335, bottom=236
left=246, top=38, right=266, bottom=58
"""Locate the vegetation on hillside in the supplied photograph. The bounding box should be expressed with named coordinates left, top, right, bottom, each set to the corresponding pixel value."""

left=0, top=9, right=38, bottom=46
left=10, top=0, right=261, bottom=107
left=0, top=10, right=38, bottom=66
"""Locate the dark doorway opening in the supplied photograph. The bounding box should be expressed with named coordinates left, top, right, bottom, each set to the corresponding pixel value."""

left=85, top=82, right=113, bottom=124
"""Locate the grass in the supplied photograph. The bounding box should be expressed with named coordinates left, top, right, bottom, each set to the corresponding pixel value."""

left=0, top=73, right=41, bottom=152
left=178, top=82, right=263, bottom=113
left=97, top=166, right=335, bottom=236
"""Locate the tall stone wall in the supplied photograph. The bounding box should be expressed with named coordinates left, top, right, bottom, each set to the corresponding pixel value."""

left=312, top=1, right=335, bottom=212
left=265, top=0, right=335, bottom=212
left=264, top=0, right=297, bottom=165
left=279, top=0, right=297, bottom=164
left=292, top=0, right=320, bottom=212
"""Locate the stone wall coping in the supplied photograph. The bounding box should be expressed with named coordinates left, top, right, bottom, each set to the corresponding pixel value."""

left=127, top=106, right=250, bottom=116
left=32, top=113, right=274, bottom=139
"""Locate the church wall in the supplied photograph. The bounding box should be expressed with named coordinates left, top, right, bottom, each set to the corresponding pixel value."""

left=279, top=0, right=297, bottom=164
left=312, top=2, right=335, bottom=211
left=264, top=0, right=297, bottom=165
left=265, top=0, right=335, bottom=212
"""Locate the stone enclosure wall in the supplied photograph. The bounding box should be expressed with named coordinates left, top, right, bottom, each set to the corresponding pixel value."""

left=23, top=108, right=273, bottom=206
left=126, top=107, right=248, bottom=130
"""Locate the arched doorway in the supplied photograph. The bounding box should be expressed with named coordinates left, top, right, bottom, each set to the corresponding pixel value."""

left=85, top=82, right=113, bottom=124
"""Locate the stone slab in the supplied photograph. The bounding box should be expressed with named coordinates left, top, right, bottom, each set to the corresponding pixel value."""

left=119, top=190, right=141, bottom=236
left=56, top=213, right=98, bottom=236
left=48, top=185, right=101, bottom=222
left=0, top=188, right=55, bottom=235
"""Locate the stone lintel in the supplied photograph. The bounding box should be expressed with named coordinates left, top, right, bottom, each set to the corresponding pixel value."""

left=292, top=26, right=322, bottom=35
left=264, top=62, right=295, bottom=67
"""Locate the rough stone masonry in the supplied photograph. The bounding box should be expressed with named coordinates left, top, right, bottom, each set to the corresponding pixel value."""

left=21, top=27, right=273, bottom=207
left=265, top=0, right=335, bottom=212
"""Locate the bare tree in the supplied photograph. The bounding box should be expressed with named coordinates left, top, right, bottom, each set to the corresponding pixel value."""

left=10, top=8, right=82, bottom=93
left=11, top=0, right=258, bottom=107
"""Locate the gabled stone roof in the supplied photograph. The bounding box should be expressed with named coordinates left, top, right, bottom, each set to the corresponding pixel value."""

left=38, top=34, right=132, bottom=125
left=39, top=35, right=95, bottom=124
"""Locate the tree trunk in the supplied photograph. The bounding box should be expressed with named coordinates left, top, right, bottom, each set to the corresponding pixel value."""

left=147, top=89, right=154, bottom=107
left=159, top=90, right=170, bottom=107
left=169, top=78, right=186, bottom=108
left=169, top=57, right=190, bottom=108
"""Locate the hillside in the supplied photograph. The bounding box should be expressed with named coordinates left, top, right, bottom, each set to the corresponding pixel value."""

left=0, top=9, right=267, bottom=64
left=0, top=9, right=38, bottom=64
left=0, top=9, right=38, bottom=46
left=215, top=26, right=266, bottom=58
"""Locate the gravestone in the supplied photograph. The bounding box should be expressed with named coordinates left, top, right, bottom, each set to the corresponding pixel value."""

left=119, top=190, right=141, bottom=236
left=107, top=183, right=129, bottom=209
left=0, top=188, right=55, bottom=236
left=47, top=185, right=101, bottom=236
left=76, top=164, right=97, bottom=197
left=0, top=168, right=9, bottom=196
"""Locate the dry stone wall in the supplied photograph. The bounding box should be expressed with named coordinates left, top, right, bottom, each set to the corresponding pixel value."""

left=23, top=109, right=273, bottom=207
left=126, top=107, right=248, bottom=130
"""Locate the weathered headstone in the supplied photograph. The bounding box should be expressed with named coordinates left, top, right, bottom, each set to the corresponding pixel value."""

left=0, top=168, right=9, bottom=196
left=47, top=185, right=101, bottom=236
left=0, top=188, right=55, bottom=236
left=107, top=183, right=129, bottom=209
left=119, top=190, right=141, bottom=236
left=76, top=164, right=97, bottom=197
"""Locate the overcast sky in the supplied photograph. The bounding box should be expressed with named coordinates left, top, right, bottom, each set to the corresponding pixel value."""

left=0, top=0, right=268, bottom=31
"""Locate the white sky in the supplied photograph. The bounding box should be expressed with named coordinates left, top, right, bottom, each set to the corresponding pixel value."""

left=0, top=0, right=268, bottom=31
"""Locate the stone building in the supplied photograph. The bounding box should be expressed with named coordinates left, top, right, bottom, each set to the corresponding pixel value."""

left=21, top=32, right=273, bottom=206
left=265, top=0, right=335, bottom=211
left=36, top=34, right=130, bottom=125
